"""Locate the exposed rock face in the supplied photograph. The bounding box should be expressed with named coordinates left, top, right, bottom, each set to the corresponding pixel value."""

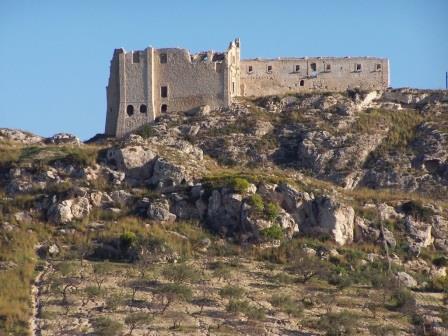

left=300, top=196, right=355, bottom=245
left=0, top=128, right=43, bottom=144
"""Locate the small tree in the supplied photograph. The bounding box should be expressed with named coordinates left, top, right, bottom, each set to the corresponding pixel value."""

left=317, top=310, right=358, bottom=336
left=270, top=294, right=303, bottom=318
left=92, top=262, right=112, bottom=290
left=127, top=278, right=148, bottom=303
left=81, top=286, right=102, bottom=306
left=162, top=263, right=199, bottom=284
left=154, top=283, right=192, bottom=314
left=125, top=312, right=153, bottom=335
left=287, top=251, right=328, bottom=284
left=219, top=285, right=245, bottom=302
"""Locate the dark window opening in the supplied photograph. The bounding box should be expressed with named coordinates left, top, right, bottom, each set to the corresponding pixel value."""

left=126, top=105, right=134, bottom=116
left=325, top=64, right=331, bottom=71
left=232, top=82, right=235, bottom=93
left=356, top=63, right=362, bottom=71
left=133, top=52, right=140, bottom=63
left=140, top=104, right=147, bottom=113
left=161, top=86, right=168, bottom=98
left=248, top=65, right=253, bottom=73
left=160, top=53, right=167, bottom=64
left=267, top=65, right=272, bottom=73
left=161, top=104, right=168, bottom=113
left=376, top=63, right=382, bottom=71
left=310, top=63, right=317, bottom=72
left=300, top=80, right=305, bottom=87
left=295, top=65, right=300, bottom=72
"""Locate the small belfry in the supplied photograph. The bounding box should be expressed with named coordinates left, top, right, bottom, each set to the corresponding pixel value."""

left=105, top=38, right=389, bottom=137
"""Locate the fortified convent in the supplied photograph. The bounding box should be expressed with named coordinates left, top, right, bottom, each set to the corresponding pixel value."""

left=105, top=39, right=389, bottom=137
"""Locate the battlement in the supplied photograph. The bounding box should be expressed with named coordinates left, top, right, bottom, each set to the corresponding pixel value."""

left=105, top=39, right=389, bottom=137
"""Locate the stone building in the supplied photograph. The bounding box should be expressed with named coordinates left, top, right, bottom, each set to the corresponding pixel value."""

left=105, top=39, right=389, bottom=137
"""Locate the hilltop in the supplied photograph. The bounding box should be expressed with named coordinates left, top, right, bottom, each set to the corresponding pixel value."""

left=0, top=88, right=447, bottom=335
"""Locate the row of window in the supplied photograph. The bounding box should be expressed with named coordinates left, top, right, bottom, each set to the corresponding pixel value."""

left=132, top=52, right=168, bottom=64
left=246, top=63, right=382, bottom=74
left=126, top=103, right=168, bottom=116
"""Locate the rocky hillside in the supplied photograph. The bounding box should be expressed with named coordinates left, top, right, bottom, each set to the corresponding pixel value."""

left=0, top=88, right=447, bottom=335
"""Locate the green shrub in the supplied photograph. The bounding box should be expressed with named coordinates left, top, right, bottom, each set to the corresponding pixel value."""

left=136, top=124, right=157, bottom=138
left=92, top=317, right=123, bottom=336
left=387, top=288, right=415, bottom=311
left=317, top=310, right=357, bottom=336
left=248, top=194, right=264, bottom=212
left=260, top=225, right=283, bottom=240
left=120, top=231, right=137, bottom=250
left=265, top=202, right=280, bottom=221
left=270, top=294, right=303, bottom=318
left=432, top=255, right=448, bottom=267
left=162, top=263, right=200, bottom=284
left=226, top=299, right=249, bottom=314
left=401, top=201, right=434, bottom=222
left=230, top=177, right=250, bottom=193
left=219, top=285, right=245, bottom=300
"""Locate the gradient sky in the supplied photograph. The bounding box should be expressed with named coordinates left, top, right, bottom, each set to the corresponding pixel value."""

left=0, top=0, right=447, bottom=140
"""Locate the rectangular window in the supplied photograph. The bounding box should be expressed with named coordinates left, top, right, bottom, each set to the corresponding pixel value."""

left=161, top=86, right=168, bottom=98
left=133, top=52, right=140, bottom=63
left=376, top=63, right=382, bottom=71
left=356, top=63, right=362, bottom=72
left=232, top=82, right=235, bottom=93
left=160, top=53, right=167, bottom=64
left=267, top=65, right=272, bottom=73
left=310, top=63, right=317, bottom=72
left=248, top=65, right=253, bottom=73
left=325, top=64, right=331, bottom=72
left=295, top=65, right=300, bottom=72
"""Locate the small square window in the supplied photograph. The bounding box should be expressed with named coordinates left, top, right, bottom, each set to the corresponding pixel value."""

left=161, top=86, right=168, bottom=98
left=295, top=65, right=300, bottom=72
left=267, top=65, right=272, bottom=73
left=248, top=65, right=253, bottom=73
left=356, top=63, right=362, bottom=71
left=160, top=53, right=167, bottom=64
left=376, top=63, right=382, bottom=71
left=310, top=63, right=317, bottom=72
left=325, top=64, right=331, bottom=71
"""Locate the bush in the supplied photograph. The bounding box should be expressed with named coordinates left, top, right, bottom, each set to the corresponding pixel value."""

left=91, top=317, right=123, bottom=336
left=230, top=177, right=250, bottom=193
left=162, top=263, right=200, bottom=284
left=136, top=124, right=157, bottom=138
left=219, top=285, right=245, bottom=300
left=317, top=310, right=357, bottom=336
left=401, top=201, right=434, bottom=222
left=265, top=202, right=280, bottom=221
left=120, top=231, right=137, bottom=250
left=387, top=288, right=415, bottom=311
left=226, top=299, right=249, bottom=314
left=432, top=255, right=448, bottom=267
left=248, top=194, right=264, bottom=212
left=260, top=225, right=283, bottom=240
left=270, top=294, right=303, bottom=318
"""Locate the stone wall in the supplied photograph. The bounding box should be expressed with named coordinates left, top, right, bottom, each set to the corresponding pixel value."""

left=240, top=57, right=389, bottom=96
left=105, top=39, right=390, bottom=137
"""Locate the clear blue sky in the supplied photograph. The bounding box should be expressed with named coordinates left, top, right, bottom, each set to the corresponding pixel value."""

left=1, top=0, right=447, bottom=140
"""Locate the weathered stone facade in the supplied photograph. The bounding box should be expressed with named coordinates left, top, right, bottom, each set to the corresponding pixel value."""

left=105, top=39, right=389, bottom=137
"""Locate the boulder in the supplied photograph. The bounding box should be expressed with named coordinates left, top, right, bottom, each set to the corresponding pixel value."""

left=404, top=215, right=434, bottom=248
left=149, top=157, right=191, bottom=187
left=107, top=145, right=156, bottom=179
left=147, top=199, right=176, bottom=223
left=396, top=271, right=417, bottom=288
left=47, top=197, right=91, bottom=224
left=300, top=196, right=355, bottom=245
left=45, top=133, right=81, bottom=145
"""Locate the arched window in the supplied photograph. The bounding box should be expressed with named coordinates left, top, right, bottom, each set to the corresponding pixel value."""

left=300, top=80, right=305, bottom=87
left=161, top=104, right=168, bottom=113
left=140, top=104, right=147, bottom=113
left=126, top=105, right=134, bottom=116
